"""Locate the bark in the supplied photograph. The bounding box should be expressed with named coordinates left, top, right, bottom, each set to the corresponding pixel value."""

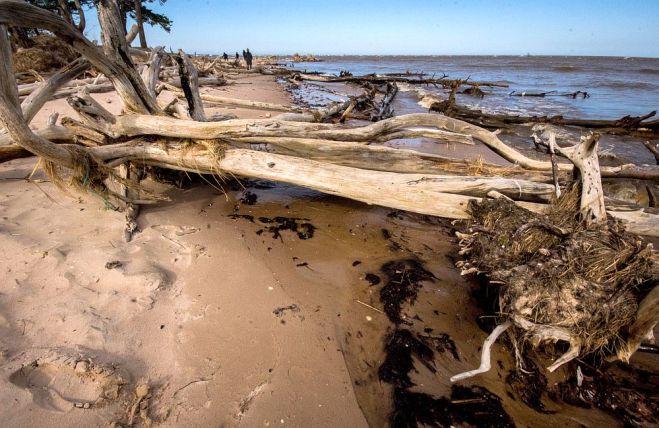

left=370, top=82, right=398, bottom=121
left=8, top=26, right=32, bottom=49
left=57, top=0, right=73, bottom=24
left=175, top=49, right=206, bottom=121
left=133, top=0, right=147, bottom=49
left=120, top=162, right=140, bottom=241
left=73, top=0, right=85, bottom=32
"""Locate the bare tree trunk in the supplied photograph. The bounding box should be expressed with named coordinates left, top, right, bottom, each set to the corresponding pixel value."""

left=133, top=0, right=147, bottom=48
left=73, top=0, right=85, bottom=32
left=175, top=49, right=206, bottom=121
left=553, top=132, right=607, bottom=224
left=57, top=0, right=73, bottom=24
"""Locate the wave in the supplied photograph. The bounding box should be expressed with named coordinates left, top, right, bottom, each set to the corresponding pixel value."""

left=592, top=81, right=657, bottom=90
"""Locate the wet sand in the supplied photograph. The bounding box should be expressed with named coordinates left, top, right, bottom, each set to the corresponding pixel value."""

left=1, top=72, right=655, bottom=427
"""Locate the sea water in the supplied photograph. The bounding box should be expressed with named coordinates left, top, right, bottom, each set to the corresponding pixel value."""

left=289, top=55, right=659, bottom=120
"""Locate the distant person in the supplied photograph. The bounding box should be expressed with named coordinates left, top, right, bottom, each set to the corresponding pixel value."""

left=235, top=52, right=239, bottom=60
left=222, top=52, right=228, bottom=61
left=245, top=48, right=253, bottom=70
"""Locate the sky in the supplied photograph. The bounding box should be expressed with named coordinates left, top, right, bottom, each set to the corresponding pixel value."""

left=86, top=0, right=659, bottom=57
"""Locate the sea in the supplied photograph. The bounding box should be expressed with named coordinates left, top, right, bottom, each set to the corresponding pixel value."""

left=286, top=55, right=659, bottom=121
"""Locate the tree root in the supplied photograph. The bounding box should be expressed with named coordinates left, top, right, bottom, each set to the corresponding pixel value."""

left=450, top=320, right=512, bottom=382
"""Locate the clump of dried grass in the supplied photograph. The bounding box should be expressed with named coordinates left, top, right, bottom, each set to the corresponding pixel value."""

left=13, top=35, right=79, bottom=73
left=40, top=146, right=163, bottom=208
left=461, top=184, right=657, bottom=356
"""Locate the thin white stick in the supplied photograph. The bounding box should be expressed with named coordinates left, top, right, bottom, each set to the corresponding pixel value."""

left=450, top=320, right=512, bottom=382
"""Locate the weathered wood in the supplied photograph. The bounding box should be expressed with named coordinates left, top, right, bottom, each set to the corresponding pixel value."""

left=617, top=285, right=659, bottom=362
left=86, top=141, right=658, bottom=236
left=555, top=132, right=606, bottom=224
left=133, top=0, right=147, bottom=48
left=431, top=97, right=658, bottom=134
left=126, top=24, right=139, bottom=44
left=140, top=46, right=164, bottom=97
left=292, top=72, right=508, bottom=89
left=174, top=49, right=206, bottom=121
left=61, top=98, right=659, bottom=180
left=18, top=76, right=111, bottom=97
left=643, top=141, right=659, bottom=165
left=73, top=0, right=85, bottom=32
left=370, top=82, right=398, bottom=121
left=163, top=76, right=226, bottom=89
left=20, top=58, right=90, bottom=123
left=0, top=24, right=19, bottom=111
left=0, top=0, right=160, bottom=114
left=120, top=162, right=140, bottom=241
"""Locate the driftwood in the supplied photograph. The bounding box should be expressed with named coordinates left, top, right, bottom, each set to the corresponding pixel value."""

left=0, top=0, right=657, bottom=241
left=175, top=49, right=205, bottom=121
left=509, top=90, right=590, bottom=99
left=1, top=1, right=656, bottom=395
left=370, top=82, right=398, bottom=121
left=431, top=87, right=658, bottom=134
left=643, top=141, right=659, bottom=165
left=291, top=71, right=508, bottom=89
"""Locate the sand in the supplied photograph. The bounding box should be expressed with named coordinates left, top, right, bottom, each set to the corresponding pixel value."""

left=1, top=72, right=653, bottom=427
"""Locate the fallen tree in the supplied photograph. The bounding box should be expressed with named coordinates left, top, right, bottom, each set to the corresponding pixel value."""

left=430, top=84, right=659, bottom=135
left=0, top=0, right=656, bottom=378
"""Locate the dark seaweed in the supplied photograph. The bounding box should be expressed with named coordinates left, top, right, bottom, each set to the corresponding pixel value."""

left=506, top=363, right=551, bottom=413
left=105, top=260, right=122, bottom=269
left=379, top=259, right=436, bottom=324
left=390, top=385, right=514, bottom=428
left=549, top=364, right=658, bottom=426
left=273, top=304, right=300, bottom=317
left=378, top=329, right=436, bottom=388
left=419, top=333, right=460, bottom=361
left=229, top=214, right=316, bottom=240
left=240, top=191, right=258, bottom=205
left=373, top=259, right=512, bottom=427
left=228, top=214, right=255, bottom=223
left=258, top=216, right=316, bottom=240
left=364, top=273, right=381, bottom=286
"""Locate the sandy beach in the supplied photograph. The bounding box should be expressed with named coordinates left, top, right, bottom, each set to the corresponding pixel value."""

left=3, top=70, right=656, bottom=427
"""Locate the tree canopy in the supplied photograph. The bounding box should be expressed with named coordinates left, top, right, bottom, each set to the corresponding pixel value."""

left=26, top=0, right=172, bottom=33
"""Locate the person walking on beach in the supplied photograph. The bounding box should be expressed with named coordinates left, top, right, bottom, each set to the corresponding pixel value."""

left=222, top=52, right=228, bottom=61
left=245, top=48, right=253, bottom=70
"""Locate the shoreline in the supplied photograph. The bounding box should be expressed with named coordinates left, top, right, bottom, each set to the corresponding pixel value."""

left=1, top=69, right=656, bottom=427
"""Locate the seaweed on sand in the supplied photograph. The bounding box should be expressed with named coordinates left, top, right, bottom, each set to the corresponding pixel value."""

left=379, top=259, right=436, bottom=324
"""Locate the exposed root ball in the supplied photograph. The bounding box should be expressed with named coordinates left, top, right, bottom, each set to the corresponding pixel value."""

left=459, top=185, right=657, bottom=359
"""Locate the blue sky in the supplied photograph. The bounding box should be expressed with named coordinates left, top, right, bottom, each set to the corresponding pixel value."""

left=86, top=0, right=659, bottom=57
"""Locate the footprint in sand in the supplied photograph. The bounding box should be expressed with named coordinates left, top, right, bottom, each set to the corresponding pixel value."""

left=150, top=224, right=206, bottom=265
left=9, top=352, right=127, bottom=412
